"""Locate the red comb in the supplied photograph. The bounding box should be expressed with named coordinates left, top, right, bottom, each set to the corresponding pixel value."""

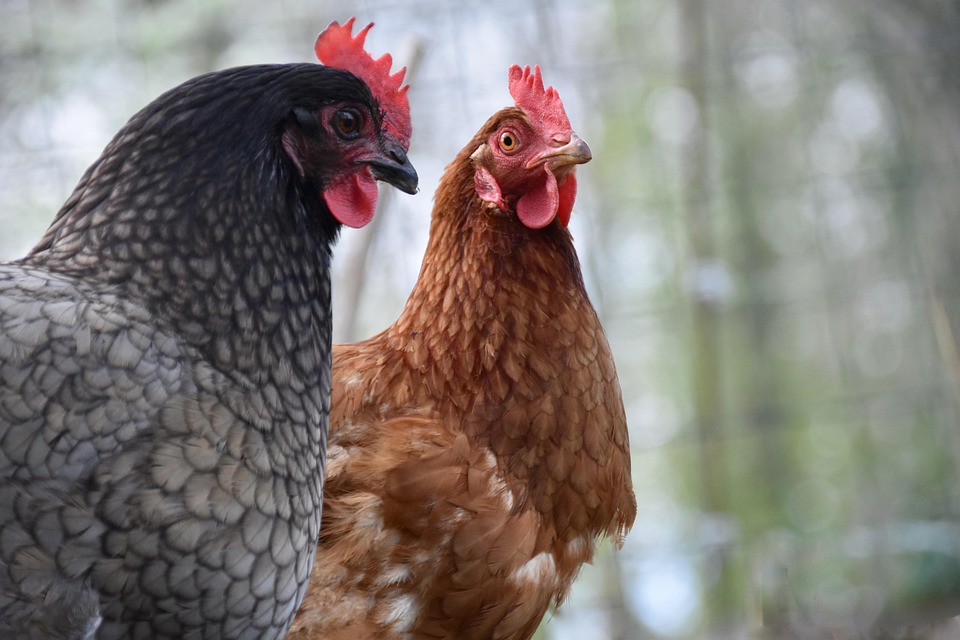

left=315, top=18, right=411, bottom=146
left=508, top=64, right=571, bottom=133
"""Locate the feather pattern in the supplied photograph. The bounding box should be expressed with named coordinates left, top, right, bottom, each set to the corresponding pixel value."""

left=0, top=59, right=416, bottom=639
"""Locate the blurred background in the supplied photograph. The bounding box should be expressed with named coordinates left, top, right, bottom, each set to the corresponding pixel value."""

left=3, top=0, right=960, bottom=637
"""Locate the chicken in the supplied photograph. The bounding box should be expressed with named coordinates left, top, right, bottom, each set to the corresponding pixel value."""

left=288, top=65, right=636, bottom=640
left=0, top=19, right=416, bottom=640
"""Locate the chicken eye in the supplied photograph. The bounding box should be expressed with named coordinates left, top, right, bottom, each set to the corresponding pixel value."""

left=334, top=109, right=362, bottom=139
left=498, top=130, right=520, bottom=153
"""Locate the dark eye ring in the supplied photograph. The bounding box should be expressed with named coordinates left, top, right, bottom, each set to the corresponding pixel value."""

left=334, top=109, right=362, bottom=139
left=499, top=130, right=520, bottom=152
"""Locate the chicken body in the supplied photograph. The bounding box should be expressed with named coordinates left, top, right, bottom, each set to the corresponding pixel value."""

left=0, top=62, right=416, bottom=640
left=290, top=69, right=635, bottom=640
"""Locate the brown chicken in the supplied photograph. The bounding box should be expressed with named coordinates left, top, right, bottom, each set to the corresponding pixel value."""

left=289, top=65, right=636, bottom=640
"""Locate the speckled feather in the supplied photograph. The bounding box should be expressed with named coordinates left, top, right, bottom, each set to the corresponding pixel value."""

left=0, top=64, right=393, bottom=639
left=289, top=109, right=636, bottom=639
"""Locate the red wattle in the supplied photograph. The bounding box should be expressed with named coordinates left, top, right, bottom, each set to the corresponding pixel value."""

left=323, top=167, right=378, bottom=229
left=516, top=164, right=559, bottom=229
left=557, top=172, right=577, bottom=227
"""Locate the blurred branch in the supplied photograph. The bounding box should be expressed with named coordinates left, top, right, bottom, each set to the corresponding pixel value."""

left=334, top=37, right=425, bottom=343
left=599, top=545, right=647, bottom=640
left=930, top=287, right=960, bottom=401
left=677, top=0, right=738, bottom=632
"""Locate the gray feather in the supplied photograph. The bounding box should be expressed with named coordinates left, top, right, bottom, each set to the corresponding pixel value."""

left=0, top=61, right=390, bottom=639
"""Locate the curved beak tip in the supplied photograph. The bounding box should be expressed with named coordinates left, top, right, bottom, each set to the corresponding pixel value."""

left=531, top=132, right=593, bottom=170
left=569, top=134, right=592, bottom=164
left=369, top=156, right=419, bottom=195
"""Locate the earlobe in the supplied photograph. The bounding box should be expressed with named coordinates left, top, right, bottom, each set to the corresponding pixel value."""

left=281, top=129, right=308, bottom=179
left=472, top=152, right=506, bottom=210
left=282, top=108, right=325, bottom=180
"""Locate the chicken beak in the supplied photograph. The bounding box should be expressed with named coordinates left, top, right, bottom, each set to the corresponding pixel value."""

left=528, top=133, right=593, bottom=171
left=367, top=145, right=419, bottom=195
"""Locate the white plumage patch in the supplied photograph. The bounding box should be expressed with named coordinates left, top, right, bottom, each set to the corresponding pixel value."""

left=81, top=612, right=102, bottom=640
left=374, top=561, right=411, bottom=588
left=512, top=551, right=557, bottom=586
left=565, top=535, right=592, bottom=559
left=381, top=593, right=418, bottom=633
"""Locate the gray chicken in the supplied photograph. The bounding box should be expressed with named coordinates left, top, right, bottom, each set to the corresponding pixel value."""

left=0, top=20, right=416, bottom=640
